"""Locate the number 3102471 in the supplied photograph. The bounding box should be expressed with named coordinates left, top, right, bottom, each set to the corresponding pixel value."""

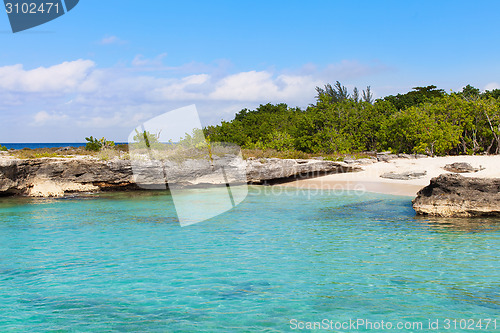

left=5, top=2, right=60, bottom=14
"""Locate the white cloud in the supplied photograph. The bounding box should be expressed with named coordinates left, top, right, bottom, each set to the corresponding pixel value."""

left=132, top=53, right=168, bottom=67
left=0, top=58, right=391, bottom=142
left=484, top=82, right=500, bottom=91
left=100, top=35, right=127, bottom=45
left=209, top=71, right=321, bottom=102
left=150, top=74, right=211, bottom=100
left=313, top=60, right=390, bottom=82
left=32, top=111, right=68, bottom=126
left=210, top=71, right=276, bottom=100
left=0, top=60, right=95, bottom=93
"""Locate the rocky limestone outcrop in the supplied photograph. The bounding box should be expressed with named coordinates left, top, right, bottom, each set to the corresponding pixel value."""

left=380, top=170, right=427, bottom=180
left=376, top=151, right=428, bottom=162
left=344, top=158, right=377, bottom=165
left=443, top=162, right=482, bottom=173
left=246, top=158, right=360, bottom=184
left=412, top=174, right=500, bottom=217
left=0, top=158, right=134, bottom=197
left=0, top=157, right=360, bottom=197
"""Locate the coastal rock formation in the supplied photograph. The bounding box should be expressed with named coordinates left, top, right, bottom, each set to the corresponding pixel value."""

left=0, top=158, right=134, bottom=197
left=377, top=152, right=429, bottom=162
left=380, top=170, right=427, bottom=180
left=397, top=153, right=428, bottom=159
left=412, top=174, right=500, bottom=217
left=27, top=178, right=99, bottom=197
left=376, top=151, right=397, bottom=162
left=344, top=158, right=376, bottom=165
left=0, top=157, right=361, bottom=197
left=246, top=158, right=360, bottom=184
left=443, top=162, right=481, bottom=173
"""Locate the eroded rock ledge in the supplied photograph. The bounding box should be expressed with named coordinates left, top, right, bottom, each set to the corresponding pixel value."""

left=245, top=158, right=359, bottom=184
left=412, top=174, right=500, bottom=217
left=0, top=157, right=360, bottom=197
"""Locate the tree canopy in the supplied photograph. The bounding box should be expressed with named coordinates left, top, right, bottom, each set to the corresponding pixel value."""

left=205, top=83, right=500, bottom=156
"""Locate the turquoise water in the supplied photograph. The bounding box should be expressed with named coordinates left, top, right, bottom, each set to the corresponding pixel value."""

left=0, top=187, right=498, bottom=332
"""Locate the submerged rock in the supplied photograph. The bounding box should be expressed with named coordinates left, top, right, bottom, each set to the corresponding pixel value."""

left=412, top=174, right=500, bottom=217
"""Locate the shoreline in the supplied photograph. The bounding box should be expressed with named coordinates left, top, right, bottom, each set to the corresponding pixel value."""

left=275, top=155, right=500, bottom=197
left=1, top=153, right=499, bottom=198
left=276, top=179, right=422, bottom=197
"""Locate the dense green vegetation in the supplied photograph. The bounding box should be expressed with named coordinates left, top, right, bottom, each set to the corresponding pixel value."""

left=205, top=84, right=500, bottom=156
left=0, top=145, right=7, bottom=152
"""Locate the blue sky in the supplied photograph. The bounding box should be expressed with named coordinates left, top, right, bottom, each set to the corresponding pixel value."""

left=1, top=0, right=499, bottom=142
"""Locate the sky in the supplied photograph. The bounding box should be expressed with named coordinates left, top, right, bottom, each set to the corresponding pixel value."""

left=1, top=0, right=500, bottom=142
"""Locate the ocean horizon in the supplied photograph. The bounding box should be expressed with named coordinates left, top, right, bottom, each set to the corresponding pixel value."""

left=1, top=143, right=127, bottom=150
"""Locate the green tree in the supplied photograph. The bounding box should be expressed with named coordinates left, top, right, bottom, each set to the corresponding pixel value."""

left=202, top=83, right=500, bottom=157
left=382, top=85, right=445, bottom=110
left=481, top=98, right=500, bottom=154
left=252, top=130, right=295, bottom=151
left=205, top=103, right=303, bottom=149
left=482, top=89, right=500, bottom=100
left=315, top=81, right=350, bottom=104
left=352, top=87, right=359, bottom=103
left=461, top=84, right=480, bottom=101
left=362, top=86, right=374, bottom=104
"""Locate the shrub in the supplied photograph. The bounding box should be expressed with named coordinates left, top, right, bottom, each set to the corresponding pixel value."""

left=33, top=152, right=61, bottom=158
left=132, top=130, right=161, bottom=148
left=13, top=149, right=73, bottom=159
left=85, top=136, right=115, bottom=152
left=97, top=148, right=124, bottom=161
left=0, top=145, right=7, bottom=151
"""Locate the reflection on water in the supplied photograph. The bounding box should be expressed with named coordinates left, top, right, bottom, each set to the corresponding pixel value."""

left=415, top=216, right=500, bottom=233
left=327, top=195, right=500, bottom=233
left=448, top=286, right=500, bottom=310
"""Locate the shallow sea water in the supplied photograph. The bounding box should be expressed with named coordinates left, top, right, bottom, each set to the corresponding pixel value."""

left=0, top=187, right=498, bottom=332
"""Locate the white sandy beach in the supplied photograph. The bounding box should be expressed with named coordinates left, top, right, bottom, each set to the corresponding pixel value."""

left=277, top=155, right=500, bottom=197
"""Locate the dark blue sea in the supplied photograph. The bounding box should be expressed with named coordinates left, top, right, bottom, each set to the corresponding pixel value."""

left=1, top=143, right=127, bottom=150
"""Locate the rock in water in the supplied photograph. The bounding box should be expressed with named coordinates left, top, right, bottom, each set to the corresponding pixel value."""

left=443, top=162, right=481, bottom=173
left=412, top=174, right=500, bottom=217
